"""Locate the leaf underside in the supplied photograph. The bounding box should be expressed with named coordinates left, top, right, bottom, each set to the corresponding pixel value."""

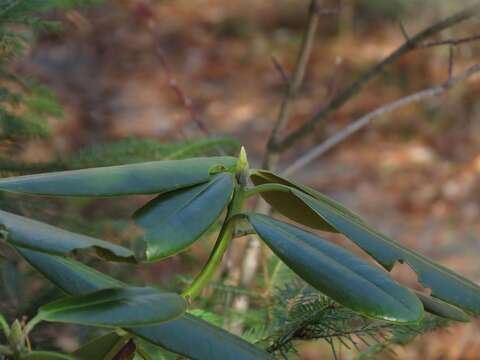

left=250, top=170, right=337, bottom=231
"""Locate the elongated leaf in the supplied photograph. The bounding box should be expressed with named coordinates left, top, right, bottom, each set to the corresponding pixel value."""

left=0, top=313, right=8, bottom=335
left=291, top=190, right=480, bottom=315
left=0, top=210, right=135, bottom=263
left=246, top=213, right=423, bottom=323
left=134, top=173, right=234, bottom=260
left=17, top=248, right=125, bottom=294
left=250, top=170, right=366, bottom=224
left=16, top=248, right=274, bottom=360
left=251, top=170, right=371, bottom=229
left=0, top=157, right=236, bottom=197
left=38, top=287, right=186, bottom=327
left=250, top=170, right=340, bottom=232
left=73, top=332, right=130, bottom=360
left=415, top=292, right=469, bottom=322
left=20, top=352, right=75, bottom=360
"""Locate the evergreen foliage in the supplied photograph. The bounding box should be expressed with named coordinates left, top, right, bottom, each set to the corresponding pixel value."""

left=0, top=0, right=240, bottom=174
left=0, top=0, right=100, bottom=149
left=184, top=263, right=450, bottom=359
left=0, top=2, right=472, bottom=359
left=265, top=278, right=448, bottom=359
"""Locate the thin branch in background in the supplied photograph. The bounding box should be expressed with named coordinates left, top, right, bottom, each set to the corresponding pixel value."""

left=420, top=33, right=480, bottom=48
left=142, top=13, right=229, bottom=154
left=399, top=21, right=410, bottom=41
left=271, top=55, right=290, bottom=87
left=274, top=2, right=480, bottom=151
left=448, top=46, right=454, bottom=79
left=264, top=0, right=321, bottom=168
left=138, top=3, right=211, bottom=138
left=154, top=46, right=210, bottom=136
left=283, top=63, right=480, bottom=176
left=229, top=0, right=322, bottom=335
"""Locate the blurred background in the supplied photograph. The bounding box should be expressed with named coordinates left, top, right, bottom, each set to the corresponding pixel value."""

left=1, top=0, right=480, bottom=359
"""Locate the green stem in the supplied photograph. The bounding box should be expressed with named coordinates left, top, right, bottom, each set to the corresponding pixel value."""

left=267, top=260, right=285, bottom=295
left=23, top=314, right=43, bottom=335
left=242, top=183, right=291, bottom=199
left=182, top=185, right=246, bottom=300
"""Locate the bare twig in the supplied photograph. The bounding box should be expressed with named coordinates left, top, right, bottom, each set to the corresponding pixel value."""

left=271, top=55, right=290, bottom=87
left=420, top=33, right=480, bottom=48
left=283, top=63, right=480, bottom=176
left=264, top=0, right=321, bottom=169
left=399, top=22, right=410, bottom=41
left=448, top=46, right=455, bottom=79
left=230, top=0, right=321, bottom=334
left=155, top=47, right=210, bottom=136
left=143, top=11, right=211, bottom=137
left=274, top=3, right=480, bottom=151
left=147, top=22, right=228, bottom=154
left=230, top=0, right=480, bottom=336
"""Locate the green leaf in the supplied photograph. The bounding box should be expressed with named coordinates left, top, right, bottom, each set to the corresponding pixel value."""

left=16, top=249, right=274, bottom=360
left=38, top=287, right=186, bottom=327
left=20, top=351, right=75, bottom=360
left=415, top=292, right=470, bottom=322
left=0, top=210, right=135, bottom=263
left=291, top=189, right=480, bottom=315
left=73, top=332, right=130, bottom=360
left=0, top=157, right=236, bottom=197
left=0, top=313, right=9, bottom=336
left=250, top=170, right=337, bottom=232
left=134, top=173, right=234, bottom=261
left=132, top=314, right=275, bottom=360
left=17, top=248, right=125, bottom=294
left=246, top=213, right=423, bottom=323
left=250, top=171, right=365, bottom=222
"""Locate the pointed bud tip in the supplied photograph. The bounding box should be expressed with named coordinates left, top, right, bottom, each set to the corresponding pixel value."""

left=236, top=146, right=249, bottom=173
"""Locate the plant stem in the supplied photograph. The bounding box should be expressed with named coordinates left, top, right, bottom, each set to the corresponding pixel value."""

left=265, top=0, right=320, bottom=165
left=182, top=177, right=247, bottom=300
left=230, top=0, right=321, bottom=334
left=23, top=314, right=43, bottom=335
